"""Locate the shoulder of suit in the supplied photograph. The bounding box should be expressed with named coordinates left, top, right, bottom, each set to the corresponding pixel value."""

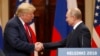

left=7, top=16, right=20, bottom=26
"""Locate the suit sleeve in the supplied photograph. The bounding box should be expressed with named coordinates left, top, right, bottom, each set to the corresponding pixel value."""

left=43, top=38, right=67, bottom=49
left=78, top=27, right=91, bottom=47
left=4, top=23, right=34, bottom=53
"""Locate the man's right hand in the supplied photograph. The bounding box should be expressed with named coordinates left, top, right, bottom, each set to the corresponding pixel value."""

left=35, top=42, right=44, bottom=52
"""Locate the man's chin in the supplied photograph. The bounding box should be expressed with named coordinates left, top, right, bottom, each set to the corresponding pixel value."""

left=68, top=24, right=72, bottom=26
left=68, top=24, right=70, bottom=26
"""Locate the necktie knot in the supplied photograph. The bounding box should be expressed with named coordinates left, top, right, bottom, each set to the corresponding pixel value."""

left=24, top=23, right=29, bottom=27
left=24, top=23, right=30, bottom=31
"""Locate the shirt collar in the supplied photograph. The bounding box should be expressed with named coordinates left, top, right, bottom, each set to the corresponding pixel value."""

left=73, top=21, right=82, bottom=30
left=19, top=17, right=25, bottom=26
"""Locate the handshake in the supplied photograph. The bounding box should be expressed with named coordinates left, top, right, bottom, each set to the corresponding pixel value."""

left=34, top=42, right=44, bottom=52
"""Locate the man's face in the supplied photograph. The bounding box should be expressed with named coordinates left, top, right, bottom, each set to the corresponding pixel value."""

left=22, top=12, right=34, bottom=23
left=66, top=12, right=75, bottom=26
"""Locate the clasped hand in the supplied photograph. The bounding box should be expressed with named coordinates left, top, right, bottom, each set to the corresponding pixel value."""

left=35, top=42, right=44, bottom=52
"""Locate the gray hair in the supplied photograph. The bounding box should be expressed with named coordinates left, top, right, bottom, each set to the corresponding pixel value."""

left=68, top=8, right=82, bottom=19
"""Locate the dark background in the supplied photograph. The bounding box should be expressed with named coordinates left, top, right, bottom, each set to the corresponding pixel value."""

left=9, top=0, right=85, bottom=56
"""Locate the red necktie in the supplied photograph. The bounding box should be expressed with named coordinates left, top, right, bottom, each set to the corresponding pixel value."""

left=24, top=23, right=37, bottom=56
left=24, top=23, right=33, bottom=43
left=28, top=25, right=36, bottom=43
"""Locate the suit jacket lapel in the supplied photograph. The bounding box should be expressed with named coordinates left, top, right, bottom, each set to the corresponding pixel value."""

left=15, top=16, right=28, bottom=41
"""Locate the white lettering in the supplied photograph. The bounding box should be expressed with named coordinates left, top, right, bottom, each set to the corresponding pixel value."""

left=87, top=51, right=97, bottom=55
left=66, top=51, right=86, bottom=55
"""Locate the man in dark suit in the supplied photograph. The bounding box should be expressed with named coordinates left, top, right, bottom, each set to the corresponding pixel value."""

left=35, top=8, right=91, bottom=51
left=3, top=3, right=40, bottom=56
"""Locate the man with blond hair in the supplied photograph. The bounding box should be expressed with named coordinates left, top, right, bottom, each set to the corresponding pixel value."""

left=3, top=3, right=40, bottom=56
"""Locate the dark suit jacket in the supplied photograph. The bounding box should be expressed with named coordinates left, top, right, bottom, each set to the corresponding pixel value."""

left=3, top=16, right=34, bottom=56
left=44, top=23, right=91, bottom=49
left=0, top=49, right=5, bottom=56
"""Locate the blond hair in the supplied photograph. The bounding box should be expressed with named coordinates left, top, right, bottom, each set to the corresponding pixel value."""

left=16, top=3, right=36, bottom=16
left=68, top=8, right=82, bottom=19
